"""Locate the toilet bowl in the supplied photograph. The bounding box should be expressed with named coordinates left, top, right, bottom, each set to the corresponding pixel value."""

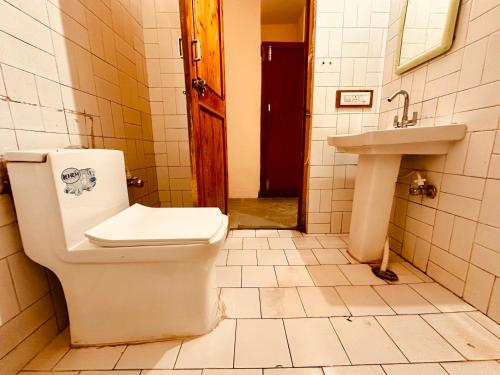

left=5, top=148, right=228, bottom=346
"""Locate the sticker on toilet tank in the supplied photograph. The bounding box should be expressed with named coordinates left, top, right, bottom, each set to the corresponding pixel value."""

left=61, top=167, right=96, bottom=196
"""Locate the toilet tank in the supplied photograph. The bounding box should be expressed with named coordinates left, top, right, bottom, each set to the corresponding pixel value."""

left=6, top=149, right=129, bottom=260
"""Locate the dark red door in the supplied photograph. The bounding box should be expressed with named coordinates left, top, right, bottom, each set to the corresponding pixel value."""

left=260, top=42, right=306, bottom=197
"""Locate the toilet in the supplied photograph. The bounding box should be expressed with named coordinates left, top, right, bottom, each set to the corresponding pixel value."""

left=5, top=148, right=228, bottom=346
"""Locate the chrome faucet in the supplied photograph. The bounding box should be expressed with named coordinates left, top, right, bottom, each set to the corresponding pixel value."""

left=387, top=90, right=417, bottom=128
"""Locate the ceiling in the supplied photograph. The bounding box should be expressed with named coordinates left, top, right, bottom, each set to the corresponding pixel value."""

left=261, top=0, right=306, bottom=24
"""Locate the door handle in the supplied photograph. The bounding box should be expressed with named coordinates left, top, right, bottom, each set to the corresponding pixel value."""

left=192, top=78, right=206, bottom=97
left=192, top=39, right=202, bottom=61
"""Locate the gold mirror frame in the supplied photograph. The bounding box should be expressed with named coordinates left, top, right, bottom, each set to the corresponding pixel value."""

left=395, top=0, right=460, bottom=75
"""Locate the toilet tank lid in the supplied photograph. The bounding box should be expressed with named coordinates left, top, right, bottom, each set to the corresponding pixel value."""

left=4, top=148, right=90, bottom=162
left=85, top=203, right=226, bottom=247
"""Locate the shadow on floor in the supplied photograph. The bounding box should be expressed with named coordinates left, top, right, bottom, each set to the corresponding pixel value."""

left=228, top=197, right=298, bottom=229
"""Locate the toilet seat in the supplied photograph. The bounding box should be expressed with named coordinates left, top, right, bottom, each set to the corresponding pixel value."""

left=85, top=203, right=225, bottom=247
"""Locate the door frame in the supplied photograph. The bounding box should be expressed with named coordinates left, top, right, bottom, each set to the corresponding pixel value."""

left=259, top=41, right=307, bottom=198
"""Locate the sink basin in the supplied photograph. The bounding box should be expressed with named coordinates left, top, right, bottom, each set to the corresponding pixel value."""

left=327, top=124, right=467, bottom=263
left=328, top=124, right=467, bottom=155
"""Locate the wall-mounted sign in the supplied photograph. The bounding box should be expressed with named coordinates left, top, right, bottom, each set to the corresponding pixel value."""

left=335, top=90, right=373, bottom=108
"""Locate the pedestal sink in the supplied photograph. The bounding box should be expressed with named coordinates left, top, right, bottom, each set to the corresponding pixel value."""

left=327, top=124, right=467, bottom=263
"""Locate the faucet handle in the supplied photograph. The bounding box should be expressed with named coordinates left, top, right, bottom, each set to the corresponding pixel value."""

left=393, top=115, right=400, bottom=128
left=407, top=111, right=418, bottom=127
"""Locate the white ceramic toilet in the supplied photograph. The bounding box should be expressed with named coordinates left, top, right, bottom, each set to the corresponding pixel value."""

left=5, top=148, right=228, bottom=346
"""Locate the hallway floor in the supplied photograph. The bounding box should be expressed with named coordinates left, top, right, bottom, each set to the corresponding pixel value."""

left=20, top=230, right=500, bottom=375
left=228, top=198, right=298, bottom=229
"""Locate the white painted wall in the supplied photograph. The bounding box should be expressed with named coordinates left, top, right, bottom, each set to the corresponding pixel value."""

left=224, top=0, right=262, bottom=198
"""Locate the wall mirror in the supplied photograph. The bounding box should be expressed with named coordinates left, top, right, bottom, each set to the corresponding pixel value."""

left=395, top=0, right=460, bottom=74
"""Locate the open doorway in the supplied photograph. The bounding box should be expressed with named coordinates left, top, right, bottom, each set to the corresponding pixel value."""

left=225, top=0, right=311, bottom=229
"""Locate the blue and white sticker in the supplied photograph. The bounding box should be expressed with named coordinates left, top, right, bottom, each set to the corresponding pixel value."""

left=61, top=167, right=96, bottom=196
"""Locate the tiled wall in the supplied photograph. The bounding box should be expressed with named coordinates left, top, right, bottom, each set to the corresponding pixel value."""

left=0, top=0, right=159, bottom=373
left=382, top=0, right=500, bottom=323
left=141, top=0, right=192, bottom=207
left=307, top=0, right=391, bottom=233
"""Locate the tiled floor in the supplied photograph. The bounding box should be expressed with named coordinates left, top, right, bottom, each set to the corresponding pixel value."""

left=228, top=198, right=298, bottom=229
left=20, top=230, right=500, bottom=375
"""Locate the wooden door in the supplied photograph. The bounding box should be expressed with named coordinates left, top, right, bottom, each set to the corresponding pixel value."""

left=179, top=0, right=228, bottom=212
left=260, top=42, right=307, bottom=197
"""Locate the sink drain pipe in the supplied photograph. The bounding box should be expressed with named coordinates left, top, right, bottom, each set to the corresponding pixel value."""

left=372, top=236, right=398, bottom=281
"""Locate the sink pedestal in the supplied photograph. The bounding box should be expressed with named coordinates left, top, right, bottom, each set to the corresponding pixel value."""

left=348, top=154, right=402, bottom=263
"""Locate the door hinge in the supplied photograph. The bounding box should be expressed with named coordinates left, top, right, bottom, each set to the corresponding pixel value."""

left=267, top=45, right=272, bottom=62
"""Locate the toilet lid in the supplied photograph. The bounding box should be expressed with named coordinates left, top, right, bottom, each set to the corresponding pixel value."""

left=85, top=204, right=225, bottom=247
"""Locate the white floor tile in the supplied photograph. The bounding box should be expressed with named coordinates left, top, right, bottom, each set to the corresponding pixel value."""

left=144, top=370, right=201, bottom=374
left=284, top=318, right=349, bottom=367
left=384, top=263, right=425, bottom=283
left=278, top=230, right=302, bottom=237
left=410, top=283, right=475, bottom=312
left=24, top=328, right=70, bottom=370
left=400, top=262, right=433, bottom=282
left=441, top=360, right=500, bottom=374
left=220, top=288, right=261, bottom=318
left=216, top=250, right=228, bottom=266
left=18, top=371, right=79, bottom=375
left=336, top=286, right=394, bottom=316
left=216, top=266, right=241, bottom=287
left=79, top=371, right=141, bottom=375
left=307, top=265, right=350, bottom=286
left=227, top=250, right=257, bottom=266
left=292, top=237, right=321, bottom=249
left=265, top=369, right=323, bottom=374
left=231, top=230, right=256, bottom=238
left=224, top=238, right=243, bottom=249
left=422, top=313, right=500, bottom=360
left=234, top=319, right=291, bottom=368
left=317, top=236, right=347, bottom=248
left=382, top=363, right=448, bottom=374
left=312, top=249, right=350, bottom=265
left=255, top=230, right=279, bottom=237
left=466, top=311, right=500, bottom=338
left=257, top=250, right=288, bottom=265
left=116, top=341, right=181, bottom=369
left=269, top=238, right=296, bottom=249
left=260, top=288, right=306, bottom=318
left=323, top=365, right=386, bottom=374
left=330, top=316, right=407, bottom=365
left=242, top=266, right=277, bottom=287
left=373, top=285, right=439, bottom=314
left=275, top=266, right=314, bottom=287
left=204, top=370, right=262, bottom=375
left=339, top=265, right=387, bottom=285
left=376, top=315, right=463, bottom=362
left=243, top=238, right=269, bottom=249
left=285, top=250, right=319, bottom=265
left=176, top=319, right=236, bottom=369
left=339, top=249, right=359, bottom=264
left=54, top=345, right=126, bottom=370
left=298, top=287, right=349, bottom=317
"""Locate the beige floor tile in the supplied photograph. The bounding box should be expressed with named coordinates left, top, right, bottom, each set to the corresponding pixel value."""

left=376, top=315, right=463, bottom=362
left=441, top=360, right=500, bottom=374
left=284, top=318, right=349, bottom=367
left=373, top=285, right=439, bottom=314
left=216, top=250, right=228, bottom=266
left=400, top=262, right=433, bottom=282
left=339, top=265, right=386, bottom=285
left=339, top=249, right=359, bottom=264
left=422, top=313, right=500, bottom=360
left=243, top=238, right=269, bottom=249
left=330, top=316, right=407, bottom=365
left=143, top=370, right=201, bottom=375
left=382, top=363, right=447, bottom=374
left=18, top=372, right=78, bottom=375
left=224, top=238, right=243, bottom=249
left=54, top=345, right=126, bottom=370
left=285, top=250, right=319, bottom=265
left=275, top=266, right=314, bottom=287
left=466, top=311, right=500, bottom=338
left=265, top=369, right=323, bottom=374
left=242, top=266, right=278, bottom=287
left=204, top=370, right=262, bottom=375
left=257, top=250, right=288, bottom=265
left=79, top=371, right=140, bottom=375
left=255, top=229, right=279, bottom=237
left=216, top=266, right=241, bottom=287
left=175, top=319, right=236, bottom=369
left=234, top=319, right=291, bottom=368
left=24, top=328, right=70, bottom=370
left=410, top=283, right=475, bottom=312
left=336, top=286, right=394, bottom=316
left=312, top=249, right=350, bottom=265
left=278, top=230, right=303, bottom=237
left=231, top=230, right=256, bottom=237
left=227, top=250, right=257, bottom=266
left=115, top=341, right=181, bottom=369
left=269, top=238, right=296, bottom=249
left=323, top=365, right=386, bottom=374
left=220, top=288, right=261, bottom=318
left=292, top=237, right=321, bottom=249
left=317, top=236, right=347, bottom=248
left=307, top=265, right=350, bottom=286
left=384, top=263, right=425, bottom=283
left=298, top=287, right=349, bottom=317
left=260, top=288, right=306, bottom=318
